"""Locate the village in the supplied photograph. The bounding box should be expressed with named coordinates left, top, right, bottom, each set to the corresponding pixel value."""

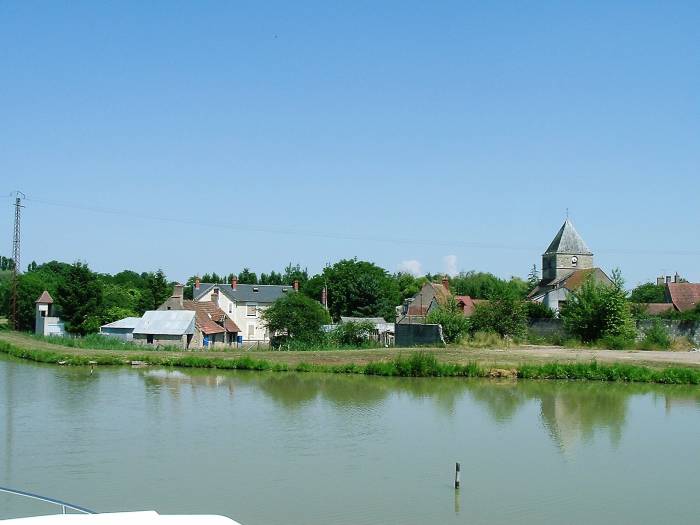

left=25, top=218, right=700, bottom=352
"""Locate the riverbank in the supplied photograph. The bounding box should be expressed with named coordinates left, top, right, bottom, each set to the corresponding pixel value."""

left=2, top=331, right=700, bottom=384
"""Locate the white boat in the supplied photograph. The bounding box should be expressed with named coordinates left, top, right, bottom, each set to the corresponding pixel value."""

left=0, top=488, right=242, bottom=525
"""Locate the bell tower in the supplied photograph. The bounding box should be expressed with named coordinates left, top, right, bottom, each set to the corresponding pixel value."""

left=541, top=219, right=594, bottom=282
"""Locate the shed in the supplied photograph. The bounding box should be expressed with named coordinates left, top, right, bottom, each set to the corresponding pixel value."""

left=100, top=317, right=141, bottom=341
left=132, top=310, right=196, bottom=349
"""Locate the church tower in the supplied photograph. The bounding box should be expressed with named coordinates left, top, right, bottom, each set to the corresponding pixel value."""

left=541, top=219, right=593, bottom=282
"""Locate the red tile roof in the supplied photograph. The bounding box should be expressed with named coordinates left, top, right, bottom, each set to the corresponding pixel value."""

left=35, top=291, right=54, bottom=304
left=182, top=300, right=241, bottom=334
left=455, top=295, right=476, bottom=316
left=637, top=303, right=675, bottom=315
left=667, top=283, right=700, bottom=312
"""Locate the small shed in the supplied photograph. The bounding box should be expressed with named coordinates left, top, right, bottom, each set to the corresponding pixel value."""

left=100, top=317, right=141, bottom=341
left=132, top=310, right=196, bottom=349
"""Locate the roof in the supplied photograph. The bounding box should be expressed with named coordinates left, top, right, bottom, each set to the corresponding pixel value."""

left=194, top=283, right=293, bottom=304
left=544, top=219, right=593, bottom=256
left=182, top=300, right=240, bottom=334
left=667, top=283, right=700, bottom=312
left=35, top=290, right=54, bottom=304
left=132, top=310, right=195, bottom=336
left=528, top=268, right=612, bottom=299
left=340, top=316, right=387, bottom=324
left=100, top=317, right=141, bottom=330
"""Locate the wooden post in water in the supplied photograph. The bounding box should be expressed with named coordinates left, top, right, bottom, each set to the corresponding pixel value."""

left=454, top=462, right=460, bottom=489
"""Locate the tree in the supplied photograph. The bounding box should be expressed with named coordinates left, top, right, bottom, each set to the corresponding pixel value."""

left=449, top=271, right=529, bottom=300
left=526, top=300, right=554, bottom=321
left=238, top=268, right=258, bottom=284
left=559, top=269, right=636, bottom=343
left=137, top=269, right=171, bottom=312
left=426, top=296, right=470, bottom=343
left=393, top=272, right=426, bottom=303
left=262, top=292, right=330, bottom=344
left=469, top=290, right=528, bottom=338
left=527, top=264, right=540, bottom=291
left=629, top=282, right=667, bottom=304
left=318, top=258, right=400, bottom=321
left=282, top=263, right=309, bottom=285
left=332, top=320, right=377, bottom=346
left=57, top=262, right=103, bottom=335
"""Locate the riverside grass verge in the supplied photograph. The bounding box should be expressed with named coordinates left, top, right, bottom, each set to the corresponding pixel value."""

left=2, top=340, right=700, bottom=385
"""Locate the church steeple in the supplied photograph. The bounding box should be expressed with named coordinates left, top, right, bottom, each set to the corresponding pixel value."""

left=541, top=219, right=594, bottom=282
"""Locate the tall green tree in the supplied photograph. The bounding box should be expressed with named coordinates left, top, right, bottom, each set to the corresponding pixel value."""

left=57, top=262, right=103, bottom=335
left=238, top=268, right=258, bottom=284
left=137, top=269, right=172, bottom=312
left=527, top=264, right=540, bottom=291
left=469, top=289, right=528, bottom=338
left=629, top=282, right=667, bottom=304
left=262, top=292, right=330, bottom=344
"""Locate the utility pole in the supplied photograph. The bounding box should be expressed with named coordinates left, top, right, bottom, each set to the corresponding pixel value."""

left=10, top=192, right=25, bottom=330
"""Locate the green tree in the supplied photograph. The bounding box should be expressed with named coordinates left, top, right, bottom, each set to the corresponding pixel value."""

left=469, top=290, right=528, bottom=338
left=629, top=282, right=667, bottom=304
left=526, top=300, right=554, bottom=321
left=527, top=264, right=540, bottom=291
left=332, top=320, right=377, bottom=346
left=238, top=268, right=258, bottom=284
left=393, top=272, right=426, bottom=303
left=319, top=258, right=400, bottom=321
left=137, top=269, right=172, bottom=312
left=282, top=263, right=309, bottom=285
left=57, top=262, right=103, bottom=335
left=262, top=292, right=330, bottom=344
left=426, top=296, right=470, bottom=343
left=559, top=269, right=636, bottom=343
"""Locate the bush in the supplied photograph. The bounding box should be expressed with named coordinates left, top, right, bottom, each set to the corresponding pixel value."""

left=331, top=321, right=377, bottom=346
left=426, top=297, right=470, bottom=343
left=526, top=301, right=554, bottom=321
left=469, top=291, right=527, bottom=338
left=262, top=293, right=331, bottom=346
left=640, top=319, right=672, bottom=350
left=560, top=269, right=636, bottom=344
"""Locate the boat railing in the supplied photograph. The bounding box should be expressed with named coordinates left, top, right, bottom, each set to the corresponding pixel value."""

left=0, top=486, right=96, bottom=515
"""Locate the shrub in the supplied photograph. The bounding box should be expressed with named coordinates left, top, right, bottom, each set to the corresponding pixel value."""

left=426, top=297, right=470, bottom=343
left=526, top=301, right=554, bottom=321
left=469, top=291, right=527, bottom=338
left=560, top=269, right=636, bottom=344
left=262, top=292, right=331, bottom=346
left=331, top=320, right=377, bottom=346
left=640, top=319, right=672, bottom=350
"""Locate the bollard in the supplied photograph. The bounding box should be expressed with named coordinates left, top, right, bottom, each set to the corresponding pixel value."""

left=454, top=462, right=460, bottom=489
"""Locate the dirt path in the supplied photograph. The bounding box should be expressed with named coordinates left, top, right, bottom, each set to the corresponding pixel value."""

left=2, top=331, right=700, bottom=369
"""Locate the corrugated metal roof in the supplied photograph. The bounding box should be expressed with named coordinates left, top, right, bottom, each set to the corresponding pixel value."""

left=101, top=317, right=141, bottom=330
left=544, top=219, right=593, bottom=255
left=194, top=283, right=293, bottom=304
left=132, top=310, right=195, bottom=336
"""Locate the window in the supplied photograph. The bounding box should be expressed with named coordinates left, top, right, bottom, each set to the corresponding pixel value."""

left=248, top=324, right=255, bottom=338
left=228, top=303, right=232, bottom=314
left=147, top=334, right=154, bottom=344
left=247, top=304, right=257, bottom=317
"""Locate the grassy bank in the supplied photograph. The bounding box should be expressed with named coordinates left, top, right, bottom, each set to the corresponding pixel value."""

left=2, top=339, right=700, bottom=385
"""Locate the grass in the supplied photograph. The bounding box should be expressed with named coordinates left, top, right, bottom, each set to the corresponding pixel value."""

left=3, top=339, right=700, bottom=385
left=29, top=333, right=187, bottom=352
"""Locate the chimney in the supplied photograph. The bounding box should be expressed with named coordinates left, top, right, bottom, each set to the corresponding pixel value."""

left=293, top=279, right=299, bottom=292
left=666, top=275, right=672, bottom=284
left=173, top=283, right=184, bottom=308
left=657, top=276, right=665, bottom=286
left=442, top=276, right=450, bottom=291
left=674, top=272, right=680, bottom=284
left=231, top=276, right=238, bottom=290
left=195, top=277, right=200, bottom=290
left=212, top=288, right=219, bottom=306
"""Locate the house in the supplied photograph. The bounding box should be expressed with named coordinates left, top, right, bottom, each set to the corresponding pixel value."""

left=396, top=278, right=482, bottom=323
left=159, top=284, right=240, bottom=348
left=132, top=310, right=196, bottom=349
left=100, top=317, right=140, bottom=341
left=35, top=291, right=65, bottom=336
left=528, top=219, right=612, bottom=312
left=192, top=277, right=296, bottom=342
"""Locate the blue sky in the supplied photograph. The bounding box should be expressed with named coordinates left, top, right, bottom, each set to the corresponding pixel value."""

left=1, top=1, right=698, bottom=287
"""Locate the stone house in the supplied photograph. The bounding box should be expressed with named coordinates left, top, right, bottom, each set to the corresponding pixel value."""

left=396, top=278, right=482, bottom=323
left=193, top=277, right=296, bottom=342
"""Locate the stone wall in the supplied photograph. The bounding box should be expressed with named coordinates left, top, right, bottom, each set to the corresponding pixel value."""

left=637, top=319, right=700, bottom=345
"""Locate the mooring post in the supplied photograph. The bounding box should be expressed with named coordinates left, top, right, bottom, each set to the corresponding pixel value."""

left=454, top=462, right=460, bottom=489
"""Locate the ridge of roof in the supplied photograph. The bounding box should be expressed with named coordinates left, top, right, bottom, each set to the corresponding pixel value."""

left=544, top=219, right=593, bottom=256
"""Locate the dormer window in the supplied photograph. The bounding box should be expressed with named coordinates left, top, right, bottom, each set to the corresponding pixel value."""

left=253, top=287, right=259, bottom=292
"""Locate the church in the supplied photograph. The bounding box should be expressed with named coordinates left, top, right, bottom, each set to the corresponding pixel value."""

left=528, top=219, right=612, bottom=312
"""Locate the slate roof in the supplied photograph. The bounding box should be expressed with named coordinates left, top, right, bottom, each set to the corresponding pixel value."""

left=194, top=283, right=293, bottom=304
left=544, top=219, right=593, bottom=256
left=182, top=300, right=240, bottom=334
left=100, top=317, right=141, bottom=330
left=667, top=283, right=700, bottom=312
left=133, top=310, right=195, bottom=336
left=35, top=290, right=54, bottom=304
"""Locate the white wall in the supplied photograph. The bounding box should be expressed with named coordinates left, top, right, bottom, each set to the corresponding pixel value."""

left=196, top=288, right=272, bottom=341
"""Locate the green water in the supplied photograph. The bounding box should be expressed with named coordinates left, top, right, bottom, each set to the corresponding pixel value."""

left=2, top=354, right=699, bottom=524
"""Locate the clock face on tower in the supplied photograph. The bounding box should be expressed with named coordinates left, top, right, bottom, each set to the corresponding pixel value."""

left=571, top=256, right=578, bottom=266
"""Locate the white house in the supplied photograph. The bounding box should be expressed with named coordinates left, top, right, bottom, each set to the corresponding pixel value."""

left=193, top=277, right=297, bottom=342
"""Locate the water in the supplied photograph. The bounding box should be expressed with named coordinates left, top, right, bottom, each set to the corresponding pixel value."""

left=2, top=354, right=700, bottom=524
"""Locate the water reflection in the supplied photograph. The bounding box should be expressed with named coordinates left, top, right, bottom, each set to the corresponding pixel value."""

left=138, top=368, right=700, bottom=452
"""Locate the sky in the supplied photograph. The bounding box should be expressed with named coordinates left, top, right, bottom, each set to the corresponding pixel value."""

left=1, top=1, right=699, bottom=287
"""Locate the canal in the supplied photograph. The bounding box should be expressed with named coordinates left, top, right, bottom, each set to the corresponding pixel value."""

left=1, top=354, right=699, bottom=524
